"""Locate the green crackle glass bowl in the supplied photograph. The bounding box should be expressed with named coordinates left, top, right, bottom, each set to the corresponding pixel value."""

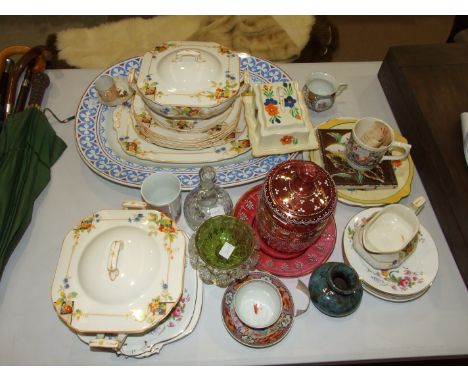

left=190, top=216, right=259, bottom=287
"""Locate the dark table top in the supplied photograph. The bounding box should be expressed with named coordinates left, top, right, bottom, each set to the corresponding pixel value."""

left=378, top=42, right=468, bottom=288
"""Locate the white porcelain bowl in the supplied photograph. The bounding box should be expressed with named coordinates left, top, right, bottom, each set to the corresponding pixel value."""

left=233, top=279, right=282, bottom=329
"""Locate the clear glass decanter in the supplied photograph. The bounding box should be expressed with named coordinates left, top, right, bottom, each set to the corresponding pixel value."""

left=183, top=166, right=233, bottom=231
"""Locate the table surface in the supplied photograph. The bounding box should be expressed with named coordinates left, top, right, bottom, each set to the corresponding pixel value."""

left=1, top=62, right=467, bottom=365
left=378, top=43, right=468, bottom=288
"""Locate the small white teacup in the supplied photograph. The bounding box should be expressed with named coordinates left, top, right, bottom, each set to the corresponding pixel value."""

left=302, top=72, right=347, bottom=112
left=124, top=172, right=181, bottom=220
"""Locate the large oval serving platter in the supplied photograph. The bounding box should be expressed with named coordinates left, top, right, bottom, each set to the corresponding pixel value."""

left=75, top=54, right=298, bottom=190
left=51, top=209, right=185, bottom=334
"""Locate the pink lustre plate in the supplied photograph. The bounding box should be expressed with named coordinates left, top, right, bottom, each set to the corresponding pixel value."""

left=221, top=272, right=294, bottom=348
left=234, top=185, right=337, bottom=277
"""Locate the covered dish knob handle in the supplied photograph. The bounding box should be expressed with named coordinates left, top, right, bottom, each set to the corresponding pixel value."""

left=107, top=240, right=123, bottom=282
left=174, top=49, right=204, bottom=63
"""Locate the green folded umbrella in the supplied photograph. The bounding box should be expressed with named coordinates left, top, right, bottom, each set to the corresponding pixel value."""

left=0, top=108, right=66, bottom=280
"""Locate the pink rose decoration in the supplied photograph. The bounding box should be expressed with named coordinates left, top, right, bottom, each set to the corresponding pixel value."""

left=172, top=307, right=181, bottom=318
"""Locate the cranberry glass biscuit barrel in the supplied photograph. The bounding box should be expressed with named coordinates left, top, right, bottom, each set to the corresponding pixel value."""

left=256, top=160, right=337, bottom=254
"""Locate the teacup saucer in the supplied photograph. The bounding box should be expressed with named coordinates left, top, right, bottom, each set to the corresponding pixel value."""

left=343, top=208, right=439, bottom=301
left=361, top=278, right=433, bottom=302
left=234, top=184, right=336, bottom=277
left=221, top=272, right=294, bottom=348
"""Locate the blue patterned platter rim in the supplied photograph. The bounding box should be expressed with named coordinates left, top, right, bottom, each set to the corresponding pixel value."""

left=75, top=55, right=299, bottom=190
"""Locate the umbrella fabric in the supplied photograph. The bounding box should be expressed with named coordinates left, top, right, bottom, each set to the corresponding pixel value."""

left=0, top=108, right=66, bottom=280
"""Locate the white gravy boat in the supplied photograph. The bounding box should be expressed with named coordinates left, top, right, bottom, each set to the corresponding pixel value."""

left=355, top=197, right=425, bottom=269
left=363, top=197, right=425, bottom=253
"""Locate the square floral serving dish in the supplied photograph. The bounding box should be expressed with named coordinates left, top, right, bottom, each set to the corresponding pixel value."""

left=51, top=209, right=185, bottom=334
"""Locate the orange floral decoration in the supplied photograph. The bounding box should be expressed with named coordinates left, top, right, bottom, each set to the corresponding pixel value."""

left=149, top=301, right=158, bottom=314
left=80, top=222, right=92, bottom=230
left=159, top=224, right=176, bottom=234
left=265, top=103, right=279, bottom=116
left=128, top=141, right=138, bottom=152
left=280, top=135, right=293, bottom=145
left=218, top=46, right=231, bottom=54
left=155, top=45, right=168, bottom=52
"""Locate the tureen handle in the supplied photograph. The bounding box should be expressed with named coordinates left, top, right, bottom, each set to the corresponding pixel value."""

left=107, top=240, right=123, bottom=282
left=174, top=49, right=204, bottom=63
left=127, top=67, right=138, bottom=92
left=121, top=200, right=148, bottom=210
left=89, top=334, right=127, bottom=351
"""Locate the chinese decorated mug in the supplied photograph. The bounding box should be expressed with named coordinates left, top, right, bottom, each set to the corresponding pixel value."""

left=345, top=117, right=412, bottom=171
left=302, top=72, right=347, bottom=112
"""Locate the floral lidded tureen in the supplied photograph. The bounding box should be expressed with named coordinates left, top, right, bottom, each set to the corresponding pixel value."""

left=135, top=41, right=242, bottom=119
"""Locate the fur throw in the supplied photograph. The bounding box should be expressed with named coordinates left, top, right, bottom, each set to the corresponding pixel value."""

left=57, top=16, right=315, bottom=68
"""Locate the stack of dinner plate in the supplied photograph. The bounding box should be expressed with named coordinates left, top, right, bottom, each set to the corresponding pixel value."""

left=132, top=93, right=242, bottom=150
